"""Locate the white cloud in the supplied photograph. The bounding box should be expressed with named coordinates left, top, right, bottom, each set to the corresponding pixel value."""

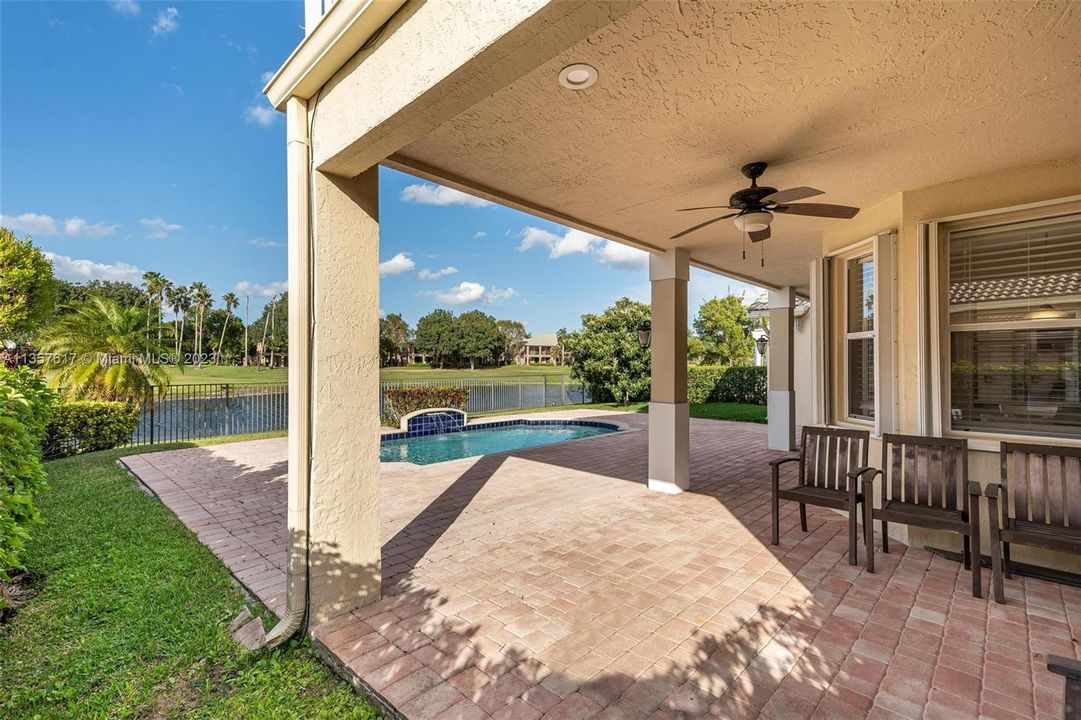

left=234, top=280, right=287, bottom=298
left=597, top=240, right=649, bottom=270
left=400, top=183, right=492, bottom=208
left=44, top=252, right=142, bottom=283
left=248, top=239, right=285, bottom=248
left=431, top=281, right=517, bottom=305
left=140, top=217, right=182, bottom=239
left=473, top=231, right=487, bottom=239
left=517, top=226, right=648, bottom=270
left=151, top=7, right=179, bottom=35
left=379, top=252, right=415, bottom=277
left=260, top=70, right=275, bottom=85
left=109, top=0, right=140, bottom=16
left=243, top=103, right=278, bottom=127
left=417, top=266, right=458, bottom=281
left=1, top=212, right=118, bottom=238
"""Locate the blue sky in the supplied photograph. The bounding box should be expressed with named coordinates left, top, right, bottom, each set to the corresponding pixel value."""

left=1, top=1, right=759, bottom=334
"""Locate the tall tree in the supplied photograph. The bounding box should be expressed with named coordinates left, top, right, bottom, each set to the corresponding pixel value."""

left=0, top=229, right=58, bottom=341
left=379, top=313, right=411, bottom=366
left=496, top=319, right=527, bottom=364
left=189, top=282, right=212, bottom=365
left=457, top=310, right=503, bottom=370
left=562, top=298, right=651, bottom=405
left=166, top=285, right=190, bottom=357
left=216, top=292, right=239, bottom=362
left=39, top=296, right=172, bottom=403
left=692, top=295, right=755, bottom=365
left=141, top=271, right=168, bottom=345
left=413, top=309, right=457, bottom=368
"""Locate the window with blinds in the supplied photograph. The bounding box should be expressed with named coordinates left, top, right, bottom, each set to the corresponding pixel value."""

left=948, top=213, right=1081, bottom=437
left=846, top=254, right=875, bottom=421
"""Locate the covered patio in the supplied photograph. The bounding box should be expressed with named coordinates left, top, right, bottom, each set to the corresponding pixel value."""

left=122, top=411, right=1077, bottom=719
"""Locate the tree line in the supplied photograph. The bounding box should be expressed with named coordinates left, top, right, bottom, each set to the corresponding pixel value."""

left=381, top=310, right=540, bottom=370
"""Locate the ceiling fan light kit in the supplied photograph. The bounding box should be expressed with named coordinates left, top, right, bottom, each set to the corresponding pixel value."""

left=670, top=162, right=862, bottom=268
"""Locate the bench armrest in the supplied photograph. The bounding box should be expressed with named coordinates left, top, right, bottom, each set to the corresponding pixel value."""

left=768, top=456, right=800, bottom=470
left=847, top=466, right=881, bottom=482
left=984, top=482, right=1002, bottom=498
left=967, top=481, right=983, bottom=496
left=1047, top=654, right=1081, bottom=680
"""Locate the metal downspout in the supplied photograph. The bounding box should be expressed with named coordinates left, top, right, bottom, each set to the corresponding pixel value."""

left=265, top=96, right=313, bottom=648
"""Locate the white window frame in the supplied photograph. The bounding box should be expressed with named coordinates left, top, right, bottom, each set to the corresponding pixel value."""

left=924, top=195, right=1081, bottom=449
left=821, top=232, right=897, bottom=435
left=844, top=252, right=876, bottom=425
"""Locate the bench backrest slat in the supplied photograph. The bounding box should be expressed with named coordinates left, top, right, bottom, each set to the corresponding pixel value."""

left=881, top=434, right=968, bottom=509
left=798, top=426, right=869, bottom=490
left=1002, top=442, right=1081, bottom=530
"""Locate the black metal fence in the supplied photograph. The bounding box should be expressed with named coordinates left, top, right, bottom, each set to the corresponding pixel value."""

left=129, top=383, right=288, bottom=446
left=127, top=376, right=592, bottom=447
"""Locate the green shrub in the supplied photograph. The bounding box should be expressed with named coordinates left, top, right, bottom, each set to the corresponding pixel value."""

left=383, top=386, right=469, bottom=426
left=0, top=367, right=56, bottom=582
left=43, top=401, right=140, bottom=459
left=687, top=365, right=767, bottom=405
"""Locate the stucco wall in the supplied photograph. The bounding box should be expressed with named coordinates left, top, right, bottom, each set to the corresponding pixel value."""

left=819, top=158, right=1081, bottom=572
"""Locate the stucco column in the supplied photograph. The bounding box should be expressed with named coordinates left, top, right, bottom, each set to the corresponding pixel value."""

left=648, top=249, right=690, bottom=494
left=307, top=166, right=383, bottom=625
left=768, top=287, right=797, bottom=451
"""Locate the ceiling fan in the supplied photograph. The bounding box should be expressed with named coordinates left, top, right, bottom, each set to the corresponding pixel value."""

left=670, top=161, right=860, bottom=242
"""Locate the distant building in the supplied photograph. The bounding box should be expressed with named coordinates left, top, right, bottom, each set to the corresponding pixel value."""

left=519, top=333, right=561, bottom=365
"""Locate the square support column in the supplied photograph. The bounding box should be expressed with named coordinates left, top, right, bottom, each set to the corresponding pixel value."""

left=648, top=249, right=690, bottom=494
left=768, top=287, right=797, bottom=451
left=286, top=91, right=382, bottom=629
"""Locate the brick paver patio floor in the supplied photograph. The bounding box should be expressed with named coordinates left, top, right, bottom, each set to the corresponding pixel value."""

left=122, top=411, right=1079, bottom=719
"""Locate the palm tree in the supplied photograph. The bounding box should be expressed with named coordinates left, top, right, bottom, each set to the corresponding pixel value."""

left=39, top=296, right=171, bottom=403
left=216, top=291, right=239, bottom=363
left=166, top=285, right=190, bottom=357
left=190, top=282, right=212, bottom=366
left=141, top=271, right=163, bottom=345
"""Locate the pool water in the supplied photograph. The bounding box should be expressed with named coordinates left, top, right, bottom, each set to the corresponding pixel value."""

left=380, top=423, right=616, bottom=465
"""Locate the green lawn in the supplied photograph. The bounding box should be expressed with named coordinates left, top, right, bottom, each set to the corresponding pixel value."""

left=0, top=433, right=381, bottom=720
left=164, top=364, right=570, bottom=385
left=473, top=401, right=767, bottom=423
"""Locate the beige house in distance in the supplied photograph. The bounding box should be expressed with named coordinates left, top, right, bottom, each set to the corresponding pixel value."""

left=261, top=0, right=1080, bottom=641
left=518, top=333, right=561, bottom=365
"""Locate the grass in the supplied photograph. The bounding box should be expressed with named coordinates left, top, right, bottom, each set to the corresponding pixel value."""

left=0, top=433, right=380, bottom=720
left=473, top=401, right=767, bottom=423
left=164, top=364, right=570, bottom=385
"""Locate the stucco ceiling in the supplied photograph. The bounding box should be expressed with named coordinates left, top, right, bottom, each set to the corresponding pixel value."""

left=397, top=1, right=1081, bottom=292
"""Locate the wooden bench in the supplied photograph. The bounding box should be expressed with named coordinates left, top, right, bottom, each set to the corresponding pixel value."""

left=1047, top=655, right=1081, bottom=720
left=770, top=426, right=870, bottom=565
left=854, top=434, right=983, bottom=597
left=985, top=442, right=1081, bottom=604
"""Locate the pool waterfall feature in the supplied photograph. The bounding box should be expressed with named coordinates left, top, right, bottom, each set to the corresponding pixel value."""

left=381, top=408, right=622, bottom=465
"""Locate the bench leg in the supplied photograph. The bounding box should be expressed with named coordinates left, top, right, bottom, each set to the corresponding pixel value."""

left=1003, top=543, right=1012, bottom=579
left=987, top=494, right=1005, bottom=604
left=799, top=503, right=808, bottom=533
left=848, top=500, right=858, bottom=566
left=962, top=535, right=971, bottom=570
left=970, top=508, right=982, bottom=599
left=881, top=521, right=889, bottom=554
left=864, top=501, right=875, bottom=574
left=771, top=491, right=779, bottom=546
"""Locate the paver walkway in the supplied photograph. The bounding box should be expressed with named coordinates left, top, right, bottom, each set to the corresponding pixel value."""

left=122, top=411, right=1079, bottom=720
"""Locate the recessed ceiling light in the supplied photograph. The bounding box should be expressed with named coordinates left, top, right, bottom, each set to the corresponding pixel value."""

left=559, top=63, right=598, bottom=90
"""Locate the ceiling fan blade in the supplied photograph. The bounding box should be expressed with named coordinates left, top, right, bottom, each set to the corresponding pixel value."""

left=749, top=227, right=771, bottom=243
left=669, top=213, right=738, bottom=240
left=774, top=203, right=860, bottom=219
left=676, top=205, right=733, bottom=212
left=763, top=186, right=824, bottom=204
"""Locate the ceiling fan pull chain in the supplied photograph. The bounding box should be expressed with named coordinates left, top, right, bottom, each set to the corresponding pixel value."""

left=761, top=239, right=765, bottom=268
left=742, top=227, right=747, bottom=260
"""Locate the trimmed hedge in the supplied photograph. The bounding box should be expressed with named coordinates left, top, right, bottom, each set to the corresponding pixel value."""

left=383, top=386, right=469, bottom=426
left=43, top=401, right=140, bottom=460
left=0, top=368, right=56, bottom=583
left=687, top=365, right=766, bottom=405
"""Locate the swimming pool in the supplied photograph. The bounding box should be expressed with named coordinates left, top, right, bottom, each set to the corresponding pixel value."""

left=380, top=419, right=619, bottom=465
